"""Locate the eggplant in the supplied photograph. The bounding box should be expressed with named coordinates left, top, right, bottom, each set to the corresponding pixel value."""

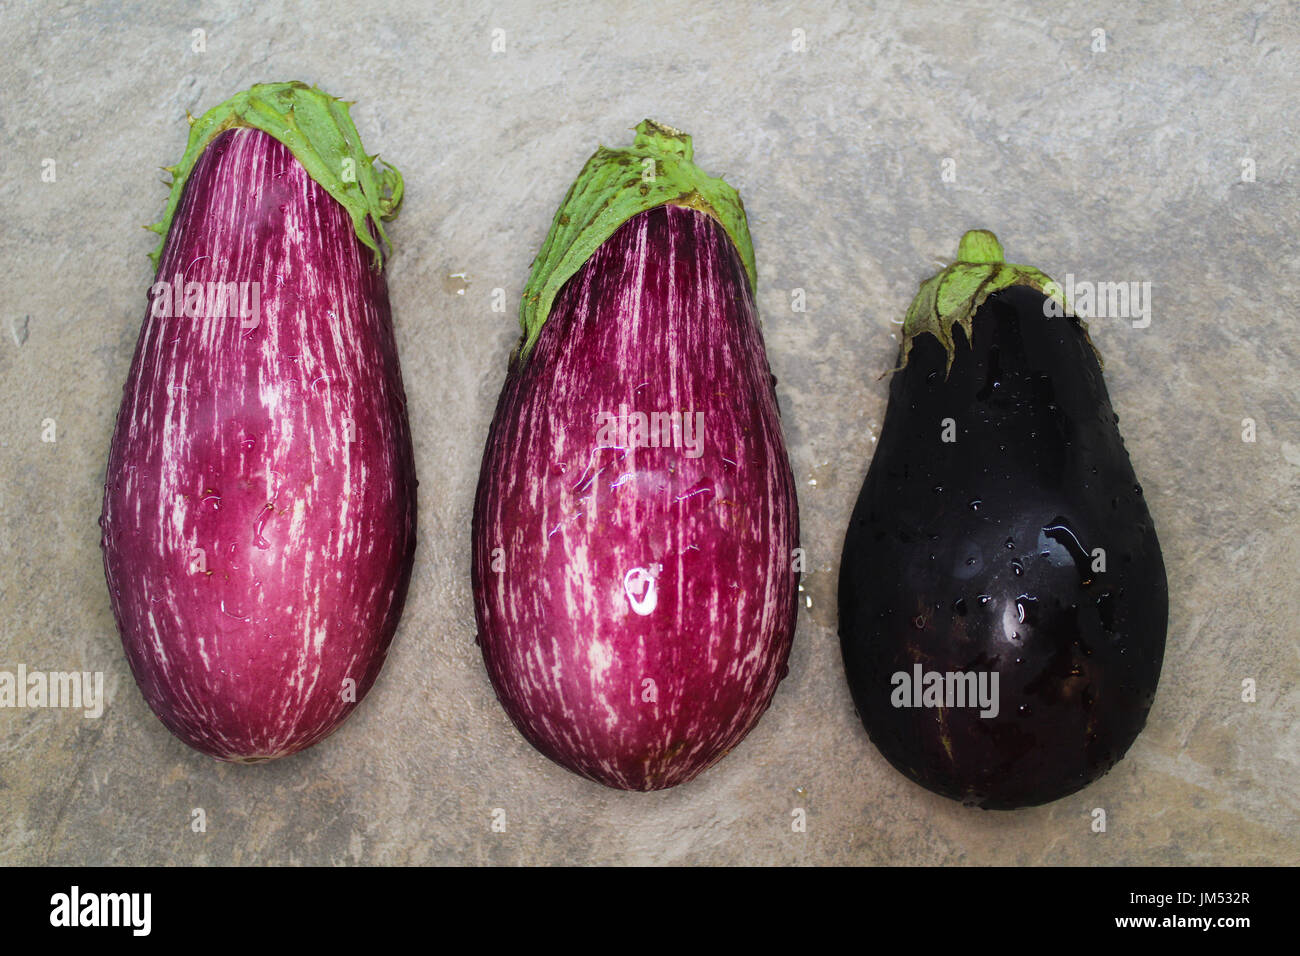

left=472, top=121, right=799, bottom=791
left=101, top=83, right=414, bottom=762
left=838, top=230, right=1167, bottom=809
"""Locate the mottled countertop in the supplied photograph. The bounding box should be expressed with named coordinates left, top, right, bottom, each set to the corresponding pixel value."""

left=1, top=0, right=1296, bottom=865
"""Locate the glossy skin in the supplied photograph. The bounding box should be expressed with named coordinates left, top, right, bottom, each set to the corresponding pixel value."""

left=101, top=127, right=417, bottom=762
left=839, top=286, right=1166, bottom=808
left=473, top=204, right=800, bottom=791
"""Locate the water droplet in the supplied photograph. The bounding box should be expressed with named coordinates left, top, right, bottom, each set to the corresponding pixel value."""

left=253, top=502, right=274, bottom=549
left=978, top=594, right=992, bottom=606
left=623, top=565, right=661, bottom=615
left=968, top=498, right=982, bottom=511
left=1042, top=517, right=1093, bottom=582
left=220, top=601, right=251, bottom=623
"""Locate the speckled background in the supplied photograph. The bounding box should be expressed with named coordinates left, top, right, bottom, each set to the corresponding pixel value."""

left=1, top=0, right=1297, bottom=866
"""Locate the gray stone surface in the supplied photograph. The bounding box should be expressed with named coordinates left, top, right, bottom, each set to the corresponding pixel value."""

left=1, top=0, right=1297, bottom=865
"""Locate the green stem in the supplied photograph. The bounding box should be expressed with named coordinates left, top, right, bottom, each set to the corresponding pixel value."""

left=517, top=120, right=755, bottom=362
left=898, top=229, right=1080, bottom=373
left=147, top=81, right=403, bottom=271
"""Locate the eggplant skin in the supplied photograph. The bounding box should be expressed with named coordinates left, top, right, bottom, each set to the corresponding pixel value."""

left=839, top=285, right=1167, bottom=809
left=101, top=127, right=417, bottom=762
left=472, top=204, right=800, bottom=791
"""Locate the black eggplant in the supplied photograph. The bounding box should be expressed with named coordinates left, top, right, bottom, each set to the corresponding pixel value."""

left=839, top=230, right=1167, bottom=810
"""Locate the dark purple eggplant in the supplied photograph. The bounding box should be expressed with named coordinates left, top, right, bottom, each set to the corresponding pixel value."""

left=839, top=230, right=1167, bottom=809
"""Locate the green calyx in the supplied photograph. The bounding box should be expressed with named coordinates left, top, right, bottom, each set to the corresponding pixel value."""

left=899, top=229, right=1077, bottom=373
left=147, top=81, right=403, bottom=271
left=517, top=119, right=756, bottom=361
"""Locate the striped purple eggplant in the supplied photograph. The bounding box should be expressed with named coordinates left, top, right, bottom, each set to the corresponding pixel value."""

left=472, top=121, right=799, bottom=790
left=100, top=83, right=415, bottom=762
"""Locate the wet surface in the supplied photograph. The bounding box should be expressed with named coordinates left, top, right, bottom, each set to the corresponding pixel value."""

left=1, top=2, right=1297, bottom=864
